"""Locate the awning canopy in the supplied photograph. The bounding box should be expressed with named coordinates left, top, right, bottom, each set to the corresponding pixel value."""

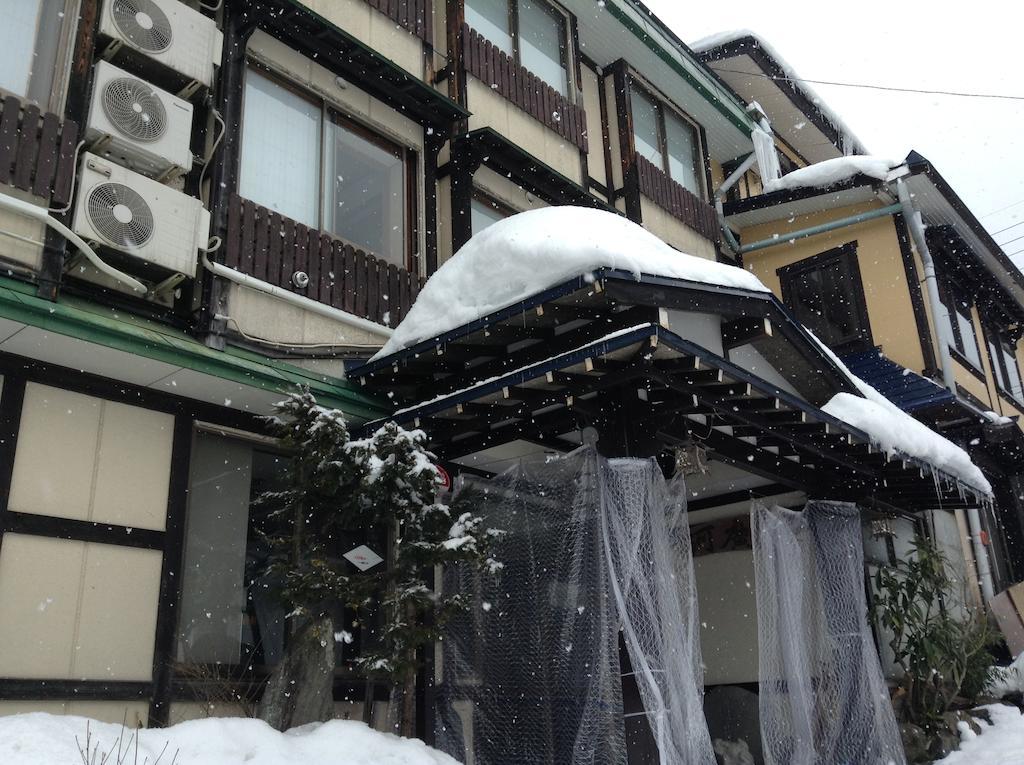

left=356, top=270, right=989, bottom=509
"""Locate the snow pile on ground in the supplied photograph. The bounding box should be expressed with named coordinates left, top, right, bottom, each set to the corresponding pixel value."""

left=373, top=206, right=769, bottom=358
left=988, top=652, right=1024, bottom=698
left=762, top=155, right=898, bottom=194
left=811, top=337, right=991, bottom=494
left=936, top=704, right=1024, bottom=764
left=0, top=714, right=459, bottom=765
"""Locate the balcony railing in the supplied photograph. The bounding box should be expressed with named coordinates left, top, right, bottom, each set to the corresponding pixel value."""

left=635, top=154, right=720, bottom=243
left=0, top=95, right=80, bottom=206
left=463, top=25, right=588, bottom=153
left=364, top=0, right=432, bottom=42
left=223, top=194, right=424, bottom=328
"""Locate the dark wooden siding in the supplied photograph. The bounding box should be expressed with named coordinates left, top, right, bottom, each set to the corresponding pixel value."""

left=224, top=195, right=424, bottom=328
left=463, top=25, right=588, bottom=153
left=635, top=154, right=719, bottom=243
left=0, top=95, right=80, bottom=206
left=365, top=0, right=433, bottom=43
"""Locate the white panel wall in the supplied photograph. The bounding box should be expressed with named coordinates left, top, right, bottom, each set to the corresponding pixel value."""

left=694, top=550, right=759, bottom=685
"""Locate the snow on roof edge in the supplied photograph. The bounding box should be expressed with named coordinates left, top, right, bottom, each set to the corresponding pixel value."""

left=690, top=29, right=869, bottom=158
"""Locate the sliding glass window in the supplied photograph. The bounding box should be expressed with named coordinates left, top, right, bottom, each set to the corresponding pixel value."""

left=630, top=81, right=704, bottom=198
left=239, top=67, right=413, bottom=268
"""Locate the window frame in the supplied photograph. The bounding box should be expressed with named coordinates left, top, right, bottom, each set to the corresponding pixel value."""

left=0, top=0, right=78, bottom=113
left=985, top=324, right=1024, bottom=406
left=239, top=62, right=419, bottom=272
left=777, top=242, right=874, bottom=353
left=466, top=0, right=574, bottom=98
left=629, top=77, right=707, bottom=200
left=470, top=189, right=516, bottom=236
left=939, top=280, right=984, bottom=376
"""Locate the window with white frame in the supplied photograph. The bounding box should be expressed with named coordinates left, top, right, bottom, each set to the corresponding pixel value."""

left=465, top=0, right=571, bottom=96
left=238, top=66, right=413, bottom=269
left=986, top=325, right=1024, bottom=403
left=631, top=82, right=704, bottom=198
left=0, top=0, right=67, bottom=107
left=470, top=193, right=512, bottom=235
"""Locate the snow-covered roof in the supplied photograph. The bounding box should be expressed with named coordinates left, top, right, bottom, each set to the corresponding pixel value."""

left=811, top=333, right=991, bottom=494
left=373, top=207, right=769, bottom=359
left=762, top=155, right=899, bottom=194
left=691, top=30, right=869, bottom=163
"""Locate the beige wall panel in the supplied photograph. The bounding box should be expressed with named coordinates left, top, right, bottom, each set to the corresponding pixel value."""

left=170, top=702, right=247, bottom=725
left=467, top=80, right=582, bottom=183
left=9, top=384, right=102, bottom=520
left=0, top=205, right=44, bottom=271
left=695, top=550, right=759, bottom=685
left=9, top=384, right=172, bottom=530
left=0, top=535, right=160, bottom=681
left=92, top=402, right=173, bottom=530
left=709, top=160, right=724, bottom=191
left=298, top=0, right=424, bottom=80
left=75, top=543, right=161, bottom=680
left=741, top=205, right=926, bottom=375
left=474, top=166, right=548, bottom=218
left=580, top=67, right=605, bottom=187
left=0, top=535, right=84, bottom=677
left=953, top=358, right=993, bottom=408
left=226, top=285, right=390, bottom=349
left=639, top=197, right=717, bottom=260
left=0, top=700, right=146, bottom=725
left=438, top=176, right=453, bottom=266
left=0, top=701, right=69, bottom=716
left=603, top=76, right=623, bottom=190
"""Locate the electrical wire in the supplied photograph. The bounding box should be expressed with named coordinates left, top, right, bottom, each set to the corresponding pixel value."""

left=992, top=220, right=1024, bottom=237
left=712, top=66, right=1024, bottom=102
left=199, top=109, right=226, bottom=207
left=981, top=198, right=1024, bottom=219
left=47, top=140, right=85, bottom=214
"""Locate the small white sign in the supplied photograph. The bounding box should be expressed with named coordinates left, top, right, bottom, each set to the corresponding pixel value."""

left=344, top=544, right=384, bottom=571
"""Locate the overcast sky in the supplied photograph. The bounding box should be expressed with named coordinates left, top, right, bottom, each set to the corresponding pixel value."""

left=642, top=1, right=1024, bottom=267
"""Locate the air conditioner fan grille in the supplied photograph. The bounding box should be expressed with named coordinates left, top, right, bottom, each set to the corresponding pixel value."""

left=110, top=0, right=173, bottom=54
left=87, top=182, right=155, bottom=249
left=101, top=77, right=167, bottom=142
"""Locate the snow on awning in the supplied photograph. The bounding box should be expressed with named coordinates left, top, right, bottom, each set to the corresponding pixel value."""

left=373, top=207, right=768, bottom=359
left=762, top=155, right=899, bottom=194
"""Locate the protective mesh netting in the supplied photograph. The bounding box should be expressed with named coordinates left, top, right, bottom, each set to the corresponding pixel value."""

left=752, top=501, right=906, bottom=765
left=435, top=446, right=714, bottom=765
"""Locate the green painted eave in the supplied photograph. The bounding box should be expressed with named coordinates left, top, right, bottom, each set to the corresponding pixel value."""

left=0, top=277, right=387, bottom=422
left=603, top=0, right=754, bottom=136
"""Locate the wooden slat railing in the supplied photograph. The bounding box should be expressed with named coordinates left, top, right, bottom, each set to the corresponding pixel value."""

left=0, top=95, right=80, bottom=207
left=635, top=154, right=720, bottom=243
left=364, top=0, right=432, bottom=43
left=223, top=194, right=424, bottom=328
left=463, top=25, right=588, bottom=153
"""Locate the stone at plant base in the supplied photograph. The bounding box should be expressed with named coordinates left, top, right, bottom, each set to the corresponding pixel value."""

left=927, top=729, right=959, bottom=760
left=258, top=615, right=335, bottom=731
left=899, top=723, right=929, bottom=764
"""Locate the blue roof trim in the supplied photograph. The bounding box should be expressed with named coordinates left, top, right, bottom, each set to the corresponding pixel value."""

left=840, top=349, right=955, bottom=412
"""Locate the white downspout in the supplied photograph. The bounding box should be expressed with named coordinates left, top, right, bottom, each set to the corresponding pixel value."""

left=0, top=191, right=147, bottom=294
left=201, top=251, right=394, bottom=338
left=895, top=179, right=956, bottom=393
left=966, top=506, right=996, bottom=601
left=896, top=179, right=995, bottom=600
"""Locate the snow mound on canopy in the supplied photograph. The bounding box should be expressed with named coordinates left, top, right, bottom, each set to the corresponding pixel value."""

left=810, top=335, right=991, bottom=494
left=0, top=713, right=459, bottom=765
left=374, top=206, right=768, bottom=358
left=763, top=155, right=897, bottom=194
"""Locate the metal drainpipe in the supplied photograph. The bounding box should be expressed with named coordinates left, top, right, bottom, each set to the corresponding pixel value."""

left=895, top=179, right=957, bottom=393
left=967, top=506, right=996, bottom=601
left=714, top=153, right=757, bottom=257
left=896, top=179, right=996, bottom=599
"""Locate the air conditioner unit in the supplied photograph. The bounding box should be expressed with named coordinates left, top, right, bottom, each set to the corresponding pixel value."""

left=72, top=153, right=209, bottom=279
left=86, top=60, right=194, bottom=180
left=99, top=0, right=223, bottom=90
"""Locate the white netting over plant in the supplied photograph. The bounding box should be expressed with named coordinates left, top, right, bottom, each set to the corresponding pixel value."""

left=435, top=447, right=713, bottom=765
left=752, top=501, right=906, bottom=765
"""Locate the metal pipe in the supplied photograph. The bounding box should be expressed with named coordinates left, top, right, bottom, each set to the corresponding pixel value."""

left=202, top=253, right=394, bottom=339
left=966, top=506, right=996, bottom=601
left=737, top=203, right=903, bottom=255
left=895, top=179, right=957, bottom=393
left=714, top=153, right=757, bottom=258
left=0, top=191, right=147, bottom=294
